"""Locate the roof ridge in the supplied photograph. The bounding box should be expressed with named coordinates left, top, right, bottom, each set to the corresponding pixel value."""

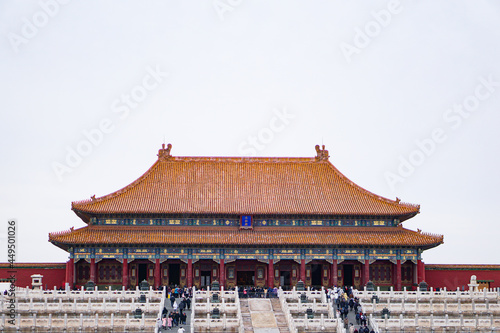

left=169, top=156, right=317, bottom=163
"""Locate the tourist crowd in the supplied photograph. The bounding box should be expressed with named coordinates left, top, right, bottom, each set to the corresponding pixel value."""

left=158, top=286, right=192, bottom=332
left=327, top=286, right=374, bottom=333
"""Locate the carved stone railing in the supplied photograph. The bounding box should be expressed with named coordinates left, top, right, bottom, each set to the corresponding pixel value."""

left=154, top=286, right=166, bottom=333
left=190, top=287, right=242, bottom=332
left=357, top=287, right=500, bottom=333
left=278, top=287, right=297, bottom=333
left=355, top=286, right=500, bottom=303
left=0, top=286, right=163, bottom=332
left=7, top=285, right=164, bottom=302
left=0, top=312, right=155, bottom=331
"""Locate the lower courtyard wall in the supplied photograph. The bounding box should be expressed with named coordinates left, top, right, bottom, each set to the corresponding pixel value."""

left=425, top=264, right=500, bottom=290
left=0, top=263, right=66, bottom=290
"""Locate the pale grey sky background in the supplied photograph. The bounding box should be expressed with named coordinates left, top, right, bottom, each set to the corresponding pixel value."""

left=1, top=1, right=499, bottom=265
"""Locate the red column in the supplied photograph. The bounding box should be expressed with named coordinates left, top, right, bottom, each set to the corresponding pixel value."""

left=300, top=259, right=306, bottom=282
left=268, top=259, right=274, bottom=288
left=154, top=259, right=161, bottom=289
left=417, top=260, right=425, bottom=283
left=65, top=258, right=74, bottom=288
left=396, top=260, right=402, bottom=291
left=219, top=259, right=225, bottom=288
left=421, top=261, right=425, bottom=282
left=331, top=260, right=338, bottom=287
left=364, top=259, right=370, bottom=286
left=122, top=259, right=128, bottom=289
left=187, top=259, right=193, bottom=288
left=90, top=258, right=96, bottom=283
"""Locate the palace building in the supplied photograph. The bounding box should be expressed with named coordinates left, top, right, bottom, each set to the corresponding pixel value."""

left=49, top=144, right=443, bottom=291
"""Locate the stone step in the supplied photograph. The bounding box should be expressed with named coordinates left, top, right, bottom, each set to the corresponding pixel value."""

left=270, top=298, right=290, bottom=332
left=240, top=299, right=255, bottom=332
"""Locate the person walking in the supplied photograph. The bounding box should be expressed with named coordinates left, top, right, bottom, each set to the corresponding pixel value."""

left=178, top=299, right=185, bottom=315
left=157, top=317, right=162, bottom=331
left=162, top=316, right=167, bottom=330
left=173, top=300, right=178, bottom=311
left=170, top=293, right=176, bottom=307
left=177, top=327, right=185, bottom=333
left=173, top=311, right=180, bottom=326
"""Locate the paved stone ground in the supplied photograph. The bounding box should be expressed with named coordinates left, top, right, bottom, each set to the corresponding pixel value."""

left=337, top=302, right=373, bottom=333
left=248, top=299, right=279, bottom=332
left=158, top=297, right=191, bottom=332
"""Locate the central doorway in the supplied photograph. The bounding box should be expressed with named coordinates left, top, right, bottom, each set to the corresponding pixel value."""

left=311, top=264, right=322, bottom=286
left=168, top=264, right=180, bottom=286
left=201, top=271, right=211, bottom=287
left=343, top=264, right=354, bottom=287
left=237, top=271, right=254, bottom=286
left=138, top=264, right=148, bottom=283
left=280, top=271, right=291, bottom=288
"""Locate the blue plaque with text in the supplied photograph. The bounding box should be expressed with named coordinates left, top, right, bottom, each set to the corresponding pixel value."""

left=241, top=215, right=252, bottom=228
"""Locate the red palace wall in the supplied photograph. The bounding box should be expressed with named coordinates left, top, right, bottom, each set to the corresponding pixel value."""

left=425, top=264, right=500, bottom=290
left=0, top=263, right=66, bottom=290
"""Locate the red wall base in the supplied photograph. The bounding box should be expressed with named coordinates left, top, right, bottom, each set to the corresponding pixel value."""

left=425, top=264, right=500, bottom=290
left=0, top=263, right=66, bottom=290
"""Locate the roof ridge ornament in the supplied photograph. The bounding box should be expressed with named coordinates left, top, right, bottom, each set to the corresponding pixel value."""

left=158, top=143, right=173, bottom=159
left=315, top=144, right=329, bottom=161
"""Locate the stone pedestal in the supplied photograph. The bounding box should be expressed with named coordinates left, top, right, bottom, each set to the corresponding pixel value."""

left=468, top=275, right=479, bottom=292
left=31, top=274, right=43, bottom=290
left=296, top=280, right=305, bottom=291
left=211, top=280, right=220, bottom=291
left=139, top=280, right=149, bottom=291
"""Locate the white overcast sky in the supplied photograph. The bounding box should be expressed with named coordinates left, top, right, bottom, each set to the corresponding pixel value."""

left=1, top=1, right=500, bottom=265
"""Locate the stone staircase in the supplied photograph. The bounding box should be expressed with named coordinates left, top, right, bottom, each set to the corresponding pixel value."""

left=270, top=298, right=289, bottom=333
left=240, top=299, right=254, bottom=332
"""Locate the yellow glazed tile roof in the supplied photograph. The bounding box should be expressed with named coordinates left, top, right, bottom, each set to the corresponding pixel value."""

left=49, top=225, right=443, bottom=249
left=71, top=145, right=419, bottom=218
